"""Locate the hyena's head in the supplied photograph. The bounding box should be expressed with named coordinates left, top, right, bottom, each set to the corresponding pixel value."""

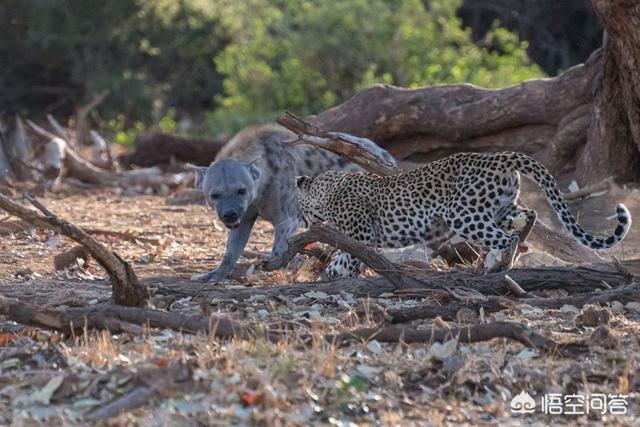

left=188, top=158, right=261, bottom=229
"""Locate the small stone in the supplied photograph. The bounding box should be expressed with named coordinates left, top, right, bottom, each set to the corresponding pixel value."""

left=624, top=301, right=640, bottom=313
left=366, top=340, right=382, bottom=354
left=609, top=301, right=625, bottom=314
left=560, top=304, right=580, bottom=314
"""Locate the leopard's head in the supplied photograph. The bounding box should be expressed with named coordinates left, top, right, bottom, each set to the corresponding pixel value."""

left=296, top=172, right=336, bottom=228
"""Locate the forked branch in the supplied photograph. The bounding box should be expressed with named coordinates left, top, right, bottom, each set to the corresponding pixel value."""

left=0, top=194, right=148, bottom=306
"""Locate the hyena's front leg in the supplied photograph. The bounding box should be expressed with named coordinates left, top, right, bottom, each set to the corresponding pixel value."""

left=191, top=214, right=257, bottom=282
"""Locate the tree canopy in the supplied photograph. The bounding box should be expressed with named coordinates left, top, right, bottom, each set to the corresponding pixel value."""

left=1, top=0, right=544, bottom=136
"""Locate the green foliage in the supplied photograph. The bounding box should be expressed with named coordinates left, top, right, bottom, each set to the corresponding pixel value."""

left=1, top=0, right=225, bottom=121
left=2, top=0, right=545, bottom=138
left=213, top=0, right=544, bottom=123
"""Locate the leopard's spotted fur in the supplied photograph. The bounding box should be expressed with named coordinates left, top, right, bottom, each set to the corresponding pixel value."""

left=297, top=152, right=632, bottom=277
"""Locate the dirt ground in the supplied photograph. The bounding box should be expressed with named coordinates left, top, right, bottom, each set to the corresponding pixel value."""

left=1, top=183, right=639, bottom=426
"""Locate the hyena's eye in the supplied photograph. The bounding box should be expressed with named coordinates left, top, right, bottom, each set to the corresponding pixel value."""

left=211, top=193, right=220, bottom=200
left=237, top=188, right=247, bottom=196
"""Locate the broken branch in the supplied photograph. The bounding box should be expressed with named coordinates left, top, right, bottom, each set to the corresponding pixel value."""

left=0, top=194, right=148, bottom=306
left=260, top=224, right=425, bottom=289
left=277, top=111, right=401, bottom=175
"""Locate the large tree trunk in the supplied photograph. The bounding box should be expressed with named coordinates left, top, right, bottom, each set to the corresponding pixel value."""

left=308, top=0, right=640, bottom=185
left=308, top=55, right=598, bottom=178
left=577, top=0, right=640, bottom=184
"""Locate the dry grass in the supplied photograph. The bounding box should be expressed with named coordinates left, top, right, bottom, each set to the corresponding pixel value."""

left=0, top=188, right=639, bottom=425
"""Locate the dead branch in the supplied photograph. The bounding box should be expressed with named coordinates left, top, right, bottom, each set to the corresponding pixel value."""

left=387, top=283, right=640, bottom=323
left=0, top=194, right=148, bottom=306
left=64, top=144, right=188, bottom=188
left=86, top=387, right=156, bottom=421
left=277, top=112, right=400, bottom=175
left=25, top=119, right=58, bottom=141
left=89, top=129, right=116, bottom=170
left=83, top=227, right=160, bottom=244
left=331, top=321, right=587, bottom=355
left=1, top=116, right=33, bottom=181
left=74, top=90, right=110, bottom=146
left=564, top=176, right=614, bottom=201
left=260, top=224, right=424, bottom=289
left=0, top=296, right=250, bottom=338
left=85, top=361, right=194, bottom=422
left=526, top=221, right=603, bottom=264
left=28, top=118, right=184, bottom=188
left=46, top=114, right=71, bottom=142
left=504, top=274, right=530, bottom=298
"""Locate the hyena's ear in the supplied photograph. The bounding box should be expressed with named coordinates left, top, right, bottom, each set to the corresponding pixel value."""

left=185, top=164, right=208, bottom=191
left=296, top=175, right=312, bottom=190
left=245, top=156, right=262, bottom=181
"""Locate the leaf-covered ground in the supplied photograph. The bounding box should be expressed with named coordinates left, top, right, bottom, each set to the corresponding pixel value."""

left=0, top=188, right=639, bottom=426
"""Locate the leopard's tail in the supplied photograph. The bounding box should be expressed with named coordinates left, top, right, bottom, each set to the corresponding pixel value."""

left=511, top=152, right=631, bottom=250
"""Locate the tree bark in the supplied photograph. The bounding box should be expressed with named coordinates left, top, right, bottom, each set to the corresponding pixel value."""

left=576, top=0, right=640, bottom=183
left=307, top=56, right=598, bottom=174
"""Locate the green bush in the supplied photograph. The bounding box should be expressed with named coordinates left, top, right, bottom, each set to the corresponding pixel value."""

left=2, top=0, right=544, bottom=138
left=0, top=0, right=225, bottom=122
left=211, top=0, right=544, bottom=133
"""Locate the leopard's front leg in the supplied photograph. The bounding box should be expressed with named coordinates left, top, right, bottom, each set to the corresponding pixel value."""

left=325, top=250, right=362, bottom=278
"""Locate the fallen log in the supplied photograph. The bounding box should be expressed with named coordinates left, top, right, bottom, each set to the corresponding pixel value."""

left=155, top=266, right=628, bottom=303
left=260, top=224, right=425, bottom=289
left=123, top=132, right=226, bottom=167
left=387, top=283, right=640, bottom=323
left=0, top=194, right=148, bottom=306
left=0, top=296, right=249, bottom=338
left=331, top=321, right=587, bottom=355
left=307, top=53, right=598, bottom=168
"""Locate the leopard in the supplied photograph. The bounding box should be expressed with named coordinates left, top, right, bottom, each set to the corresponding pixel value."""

left=296, top=151, right=632, bottom=278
